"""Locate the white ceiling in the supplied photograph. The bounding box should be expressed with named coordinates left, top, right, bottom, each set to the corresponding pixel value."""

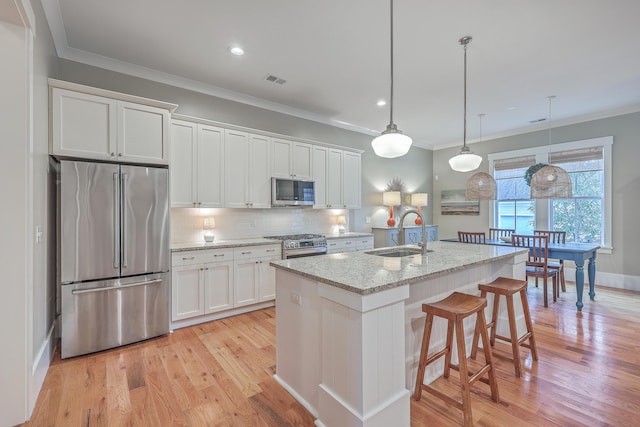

left=42, top=0, right=640, bottom=150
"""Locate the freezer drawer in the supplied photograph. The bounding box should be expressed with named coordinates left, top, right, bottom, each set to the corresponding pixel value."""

left=61, top=273, right=170, bottom=358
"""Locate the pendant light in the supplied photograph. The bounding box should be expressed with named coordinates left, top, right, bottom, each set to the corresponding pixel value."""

left=466, top=114, right=497, bottom=200
left=449, top=36, right=482, bottom=172
left=530, top=96, right=572, bottom=199
left=371, top=0, right=412, bottom=158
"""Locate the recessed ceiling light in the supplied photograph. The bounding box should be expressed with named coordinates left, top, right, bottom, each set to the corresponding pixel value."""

left=229, top=46, right=245, bottom=56
left=507, top=105, right=517, bottom=110
left=377, top=100, right=386, bottom=107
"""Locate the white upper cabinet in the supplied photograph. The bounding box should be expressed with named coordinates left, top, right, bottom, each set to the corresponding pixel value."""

left=271, top=138, right=312, bottom=179
left=225, top=130, right=271, bottom=208
left=50, top=80, right=176, bottom=165
left=170, top=119, right=224, bottom=208
left=312, top=146, right=361, bottom=209
left=342, top=151, right=361, bottom=209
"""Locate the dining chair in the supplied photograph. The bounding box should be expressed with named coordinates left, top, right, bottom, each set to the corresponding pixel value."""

left=534, top=230, right=567, bottom=295
left=511, top=234, right=558, bottom=308
left=489, top=228, right=515, bottom=240
left=458, top=231, right=486, bottom=244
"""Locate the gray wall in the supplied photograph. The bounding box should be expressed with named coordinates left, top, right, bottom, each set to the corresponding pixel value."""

left=433, top=112, right=640, bottom=279
left=57, top=59, right=434, bottom=232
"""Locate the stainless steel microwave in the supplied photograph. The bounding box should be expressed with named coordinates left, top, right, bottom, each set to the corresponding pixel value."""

left=271, top=177, right=315, bottom=207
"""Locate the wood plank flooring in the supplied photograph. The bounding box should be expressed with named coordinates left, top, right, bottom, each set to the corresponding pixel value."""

left=22, top=282, right=640, bottom=426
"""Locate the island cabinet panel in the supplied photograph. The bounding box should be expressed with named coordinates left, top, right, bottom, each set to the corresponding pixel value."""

left=50, top=83, right=174, bottom=165
left=272, top=241, right=528, bottom=427
left=372, top=225, right=438, bottom=248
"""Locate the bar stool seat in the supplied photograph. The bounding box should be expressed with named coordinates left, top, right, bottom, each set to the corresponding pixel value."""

left=471, top=277, right=538, bottom=378
left=413, top=291, right=500, bottom=427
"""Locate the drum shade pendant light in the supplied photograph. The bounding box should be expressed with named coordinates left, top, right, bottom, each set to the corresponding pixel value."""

left=530, top=96, right=572, bottom=199
left=372, top=0, right=412, bottom=158
left=466, top=114, right=497, bottom=200
left=449, top=36, right=482, bottom=172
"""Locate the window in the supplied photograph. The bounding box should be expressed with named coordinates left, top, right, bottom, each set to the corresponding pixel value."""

left=549, top=147, right=604, bottom=243
left=494, top=155, right=536, bottom=234
left=488, top=137, right=612, bottom=250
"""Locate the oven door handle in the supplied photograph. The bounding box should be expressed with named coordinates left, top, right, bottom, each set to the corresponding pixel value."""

left=285, top=247, right=327, bottom=257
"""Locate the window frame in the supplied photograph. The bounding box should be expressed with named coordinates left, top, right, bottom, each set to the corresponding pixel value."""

left=488, top=136, right=612, bottom=252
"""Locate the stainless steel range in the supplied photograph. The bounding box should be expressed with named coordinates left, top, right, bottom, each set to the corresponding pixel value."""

left=265, top=234, right=328, bottom=259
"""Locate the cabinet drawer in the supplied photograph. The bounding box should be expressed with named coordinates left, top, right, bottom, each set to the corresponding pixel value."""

left=356, top=236, right=374, bottom=249
left=172, top=249, right=234, bottom=266
left=234, top=245, right=281, bottom=260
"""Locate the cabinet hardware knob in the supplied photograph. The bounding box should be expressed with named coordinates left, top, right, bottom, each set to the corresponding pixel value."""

left=118, top=153, right=123, bottom=157
left=110, top=152, right=115, bottom=157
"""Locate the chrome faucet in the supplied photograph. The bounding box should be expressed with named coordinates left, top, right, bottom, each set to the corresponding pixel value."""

left=397, top=208, right=427, bottom=255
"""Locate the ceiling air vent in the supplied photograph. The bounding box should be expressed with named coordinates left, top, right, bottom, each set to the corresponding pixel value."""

left=264, top=74, right=287, bottom=85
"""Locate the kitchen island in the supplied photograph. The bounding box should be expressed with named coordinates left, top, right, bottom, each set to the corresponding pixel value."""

left=271, top=241, right=528, bottom=427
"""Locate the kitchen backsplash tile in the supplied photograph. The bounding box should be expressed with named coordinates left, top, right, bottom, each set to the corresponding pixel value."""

left=171, top=208, right=349, bottom=243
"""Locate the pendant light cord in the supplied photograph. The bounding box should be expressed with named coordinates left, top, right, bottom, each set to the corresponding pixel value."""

left=463, top=41, right=467, bottom=148
left=389, top=0, right=395, bottom=126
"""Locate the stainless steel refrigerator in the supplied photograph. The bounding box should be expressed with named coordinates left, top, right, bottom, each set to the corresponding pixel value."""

left=58, top=160, right=170, bottom=358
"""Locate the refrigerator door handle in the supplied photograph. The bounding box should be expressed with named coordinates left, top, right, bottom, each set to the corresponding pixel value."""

left=71, top=278, right=163, bottom=295
left=122, top=172, right=128, bottom=268
left=113, top=172, right=120, bottom=269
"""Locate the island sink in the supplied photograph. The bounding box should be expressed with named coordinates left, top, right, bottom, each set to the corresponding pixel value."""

left=365, top=247, right=431, bottom=257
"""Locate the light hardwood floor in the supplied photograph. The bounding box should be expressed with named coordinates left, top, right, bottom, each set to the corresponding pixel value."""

left=22, top=282, right=640, bottom=426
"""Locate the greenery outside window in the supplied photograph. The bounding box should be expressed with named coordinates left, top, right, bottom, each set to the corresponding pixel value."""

left=488, top=137, right=612, bottom=250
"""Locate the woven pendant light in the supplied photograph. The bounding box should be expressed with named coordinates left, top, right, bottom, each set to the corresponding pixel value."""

left=465, top=114, right=497, bottom=200
left=530, top=96, right=573, bottom=199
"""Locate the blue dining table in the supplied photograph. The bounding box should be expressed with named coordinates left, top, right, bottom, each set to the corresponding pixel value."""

left=442, top=238, right=600, bottom=312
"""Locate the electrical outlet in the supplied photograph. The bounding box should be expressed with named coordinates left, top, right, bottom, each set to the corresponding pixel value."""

left=365, top=217, right=371, bottom=224
left=290, top=291, right=302, bottom=305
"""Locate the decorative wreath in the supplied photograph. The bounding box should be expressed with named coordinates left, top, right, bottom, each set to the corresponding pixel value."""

left=524, top=163, right=547, bottom=187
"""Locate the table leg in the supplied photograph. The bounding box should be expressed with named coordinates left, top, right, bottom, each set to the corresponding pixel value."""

left=588, top=252, right=597, bottom=300
left=575, top=259, right=585, bottom=312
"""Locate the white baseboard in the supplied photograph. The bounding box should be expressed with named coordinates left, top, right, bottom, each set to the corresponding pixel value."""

left=564, top=267, right=640, bottom=292
left=273, top=374, right=319, bottom=418
left=28, top=323, right=56, bottom=417
left=170, top=300, right=275, bottom=330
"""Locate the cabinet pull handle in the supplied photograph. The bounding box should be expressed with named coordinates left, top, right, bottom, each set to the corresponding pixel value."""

left=242, top=251, right=252, bottom=255
left=214, top=254, right=224, bottom=257
left=346, top=241, right=352, bottom=245
left=182, top=256, right=195, bottom=260
left=266, top=249, right=275, bottom=252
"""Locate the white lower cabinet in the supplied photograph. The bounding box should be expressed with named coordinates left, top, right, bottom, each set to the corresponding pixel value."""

left=326, top=235, right=374, bottom=254
left=234, top=245, right=281, bottom=307
left=171, top=244, right=280, bottom=324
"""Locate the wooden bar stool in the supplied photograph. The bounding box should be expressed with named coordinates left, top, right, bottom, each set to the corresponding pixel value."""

left=471, top=277, right=538, bottom=378
left=413, top=292, right=500, bottom=427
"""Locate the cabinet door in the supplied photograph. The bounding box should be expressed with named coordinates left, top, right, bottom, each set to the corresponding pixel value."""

left=172, top=265, right=204, bottom=321
left=271, top=138, right=292, bottom=178
left=342, top=151, right=361, bottom=209
left=118, top=101, right=169, bottom=165
left=204, top=261, right=234, bottom=313
left=427, top=226, right=439, bottom=242
left=170, top=120, right=197, bottom=207
left=312, top=146, right=328, bottom=208
left=248, top=134, right=271, bottom=208
left=291, top=142, right=313, bottom=179
left=258, top=259, right=277, bottom=301
left=327, top=149, right=343, bottom=208
left=225, top=129, right=250, bottom=208
left=198, top=125, right=225, bottom=207
left=405, top=228, right=423, bottom=245
left=234, top=259, right=259, bottom=307
left=356, top=236, right=374, bottom=250
left=51, top=88, right=117, bottom=160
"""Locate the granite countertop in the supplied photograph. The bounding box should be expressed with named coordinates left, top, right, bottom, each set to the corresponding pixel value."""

left=270, top=241, right=528, bottom=295
left=171, top=238, right=281, bottom=252
left=324, top=232, right=374, bottom=240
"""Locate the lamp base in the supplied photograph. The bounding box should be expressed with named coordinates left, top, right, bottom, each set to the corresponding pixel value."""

left=203, top=231, right=215, bottom=243
left=387, top=217, right=396, bottom=227
left=338, top=225, right=345, bottom=234
left=414, top=217, right=422, bottom=225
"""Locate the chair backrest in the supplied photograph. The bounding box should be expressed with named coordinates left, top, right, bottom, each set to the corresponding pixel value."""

left=534, top=230, right=566, bottom=244
left=512, top=234, right=550, bottom=270
left=489, top=228, right=515, bottom=239
left=458, top=231, right=486, bottom=244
